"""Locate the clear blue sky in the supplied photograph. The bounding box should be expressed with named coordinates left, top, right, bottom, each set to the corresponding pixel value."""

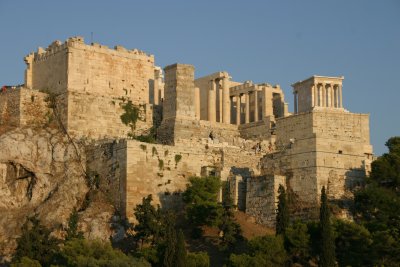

left=0, top=0, right=399, bottom=155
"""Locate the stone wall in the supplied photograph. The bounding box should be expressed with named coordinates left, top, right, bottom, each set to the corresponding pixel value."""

left=0, top=88, right=50, bottom=131
left=0, top=89, right=20, bottom=129
left=258, top=109, right=372, bottom=221
left=123, top=140, right=222, bottom=220
left=66, top=91, right=153, bottom=139
left=67, top=39, right=155, bottom=105
left=245, top=175, right=285, bottom=227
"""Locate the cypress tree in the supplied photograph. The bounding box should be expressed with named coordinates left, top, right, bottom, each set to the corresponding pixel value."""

left=276, top=184, right=289, bottom=235
left=162, top=213, right=177, bottom=267
left=174, top=230, right=187, bottom=267
left=319, top=186, right=336, bottom=267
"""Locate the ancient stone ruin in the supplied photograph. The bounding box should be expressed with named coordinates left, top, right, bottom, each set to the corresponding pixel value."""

left=0, top=36, right=373, bottom=228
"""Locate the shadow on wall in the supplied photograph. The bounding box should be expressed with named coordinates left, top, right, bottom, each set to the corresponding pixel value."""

left=229, top=166, right=252, bottom=177
left=157, top=191, right=185, bottom=210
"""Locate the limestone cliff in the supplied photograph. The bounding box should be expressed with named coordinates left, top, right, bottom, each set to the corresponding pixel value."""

left=0, top=127, right=115, bottom=261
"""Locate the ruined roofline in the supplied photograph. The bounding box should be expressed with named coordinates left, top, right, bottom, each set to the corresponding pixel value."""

left=24, top=36, right=154, bottom=63
left=194, top=71, right=230, bottom=81
left=291, top=75, right=344, bottom=87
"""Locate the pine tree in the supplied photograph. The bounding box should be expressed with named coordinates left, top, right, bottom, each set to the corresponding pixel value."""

left=174, top=230, right=187, bottom=267
left=13, top=217, right=59, bottom=266
left=319, top=186, right=336, bottom=267
left=276, top=184, right=289, bottom=235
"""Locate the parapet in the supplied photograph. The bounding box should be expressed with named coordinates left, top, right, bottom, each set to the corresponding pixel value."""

left=24, top=36, right=154, bottom=64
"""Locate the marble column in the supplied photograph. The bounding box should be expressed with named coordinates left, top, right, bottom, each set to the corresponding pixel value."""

left=327, top=84, right=331, bottom=107
left=219, top=84, right=223, bottom=122
left=318, top=84, right=322, bottom=106
left=254, top=91, right=259, bottom=122
left=208, top=80, right=216, bottom=122
left=335, top=85, right=339, bottom=107
left=339, top=85, right=343, bottom=108
left=294, top=91, right=298, bottom=114
left=194, top=87, right=200, bottom=119
left=222, top=77, right=231, bottom=124
left=311, top=84, right=314, bottom=108
left=236, top=94, right=241, bottom=125
left=245, top=93, right=250, bottom=123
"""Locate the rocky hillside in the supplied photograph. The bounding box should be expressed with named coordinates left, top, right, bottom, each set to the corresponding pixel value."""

left=0, top=127, right=115, bottom=262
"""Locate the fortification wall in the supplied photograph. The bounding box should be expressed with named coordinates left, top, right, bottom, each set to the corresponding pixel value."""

left=25, top=41, right=68, bottom=93
left=123, top=140, right=222, bottom=220
left=0, top=89, right=20, bottom=129
left=66, top=92, right=153, bottom=139
left=67, top=40, right=155, bottom=105
left=239, top=120, right=272, bottom=140
left=245, top=175, right=285, bottom=227
left=0, top=88, right=50, bottom=132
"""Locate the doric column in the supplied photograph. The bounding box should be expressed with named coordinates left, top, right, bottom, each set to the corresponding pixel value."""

left=208, top=80, right=216, bottom=122
left=254, top=90, right=259, bottom=122
left=222, top=77, right=231, bottom=124
left=339, top=85, right=343, bottom=108
left=294, top=91, right=298, bottom=114
left=194, top=87, right=200, bottom=119
left=219, top=85, right=223, bottom=122
left=236, top=95, right=241, bottom=125
left=245, top=93, right=250, bottom=123
left=327, top=84, right=331, bottom=107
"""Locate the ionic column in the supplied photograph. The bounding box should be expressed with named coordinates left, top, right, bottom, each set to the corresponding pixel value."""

left=208, top=80, right=216, bottom=122
left=236, top=95, right=241, bottom=125
left=254, top=91, right=259, bottom=122
left=222, top=77, right=231, bottom=124
left=327, top=84, right=331, bottom=107
left=194, top=87, right=200, bottom=119
left=339, top=85, right=343, bottom=108
left=314, top=84, right=318, bottom=107
left=322, top=83, right=326, bottom=107
left=245, top=93, right=250, bottom=123
left=335, top=85, right=339, bottom=107
left=318, top=84, right=322, bottom=106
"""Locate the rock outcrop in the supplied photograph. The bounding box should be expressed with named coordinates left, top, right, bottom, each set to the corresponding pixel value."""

left=0, top=127, right=115, bottom=261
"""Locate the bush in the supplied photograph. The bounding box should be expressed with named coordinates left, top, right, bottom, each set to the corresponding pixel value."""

left=11, top=257, right=42, bottom=267
left=187, top=252, right=210, bottom=267
left=58, top=238, right=150, bottom=267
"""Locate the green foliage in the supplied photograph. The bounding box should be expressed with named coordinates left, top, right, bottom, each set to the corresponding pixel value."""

left=133, top=195, right=162, bottom=246
left=13, top=217, right=59, bottom=267
left=319, top=186, right=336, bottom=267
left=284, top=221, right=310, bottom=264
left=182, top=176, right=223, bottom=228
left=218, top=201, right=242, bottom=250
left=228, top=235, right=287, bottom=267
left=158, top=159, right=164, bottom=170
left=174, top=154, right=182, bottom=167
left=58, top=238, right=150, bottom=267
left=66, top=208, right=84, bottom=240
left=175, top=230, right=187, bottom=267
left=162, top=213, right=177, bottom=267
left=276, top=184, right=289, bottom=236
left=11, top=257, right=42, bottom=267
left=386, top=136, right=400, bottom=154
left=353, top=137, right=400, bottom=266
left=333, top=219, right=373, bottom=267
left=187, top=252, right=210, bottom=267
left=120, top=100, right=140, bottom=130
